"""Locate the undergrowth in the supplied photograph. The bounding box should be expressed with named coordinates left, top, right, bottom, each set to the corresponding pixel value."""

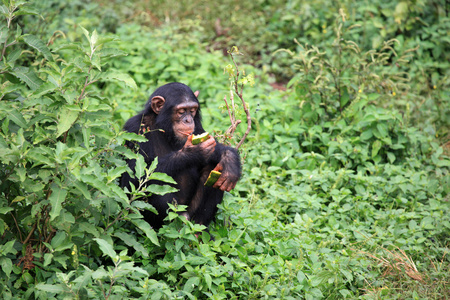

left=0, top=0, right=448, bottom=299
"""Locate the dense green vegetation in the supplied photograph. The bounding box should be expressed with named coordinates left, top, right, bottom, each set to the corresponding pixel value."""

left=0, top=0, right=449, bottom=299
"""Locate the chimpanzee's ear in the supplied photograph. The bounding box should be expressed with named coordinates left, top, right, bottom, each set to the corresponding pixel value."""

left=151, top=96, right=165, bottom=114
left=194, top=90, right=200, bottom=98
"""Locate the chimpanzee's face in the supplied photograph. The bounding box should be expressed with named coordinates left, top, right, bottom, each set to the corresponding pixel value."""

left=171, top=101, right=198, bottom=142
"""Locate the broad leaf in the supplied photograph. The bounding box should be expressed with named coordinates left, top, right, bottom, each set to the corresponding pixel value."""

left=149, top=172, right=177, bottom=184
left=131, top=219, right=159, bottom=246
left=146, top=184, right=178, bottom=196
left=23, top=34, right=54, bottom=61
left=49, top=185, right=67, bottom=221
left=12, top=67, right=43, bottom=90
left=56, top=107, right=79, bottom=137
left=94, top=238, right=117, bottom=260
left=8, top=109, right=27, bottom=128
left=102, top=70, right=137, bottom=90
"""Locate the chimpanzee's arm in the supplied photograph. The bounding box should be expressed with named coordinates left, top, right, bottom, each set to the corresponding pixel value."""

left=210, top=143, right=242, bottom=192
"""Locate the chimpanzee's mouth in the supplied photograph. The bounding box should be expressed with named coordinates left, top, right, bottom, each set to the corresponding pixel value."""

left=178, top=130, right=193, bottom=136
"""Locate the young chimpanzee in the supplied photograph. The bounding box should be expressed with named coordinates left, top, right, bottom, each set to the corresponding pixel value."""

left=121, top=82, right=241, bottom=229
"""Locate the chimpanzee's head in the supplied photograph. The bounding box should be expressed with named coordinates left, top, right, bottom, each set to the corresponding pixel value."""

left=145, top=82, right=203, bottom=145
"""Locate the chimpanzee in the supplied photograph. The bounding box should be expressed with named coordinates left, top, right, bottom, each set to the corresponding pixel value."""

left=120, top=82, right=241, bottom=229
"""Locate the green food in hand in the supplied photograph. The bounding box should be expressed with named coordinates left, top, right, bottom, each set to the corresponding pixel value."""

left=204, top=170, right=221, bottom=186
left=192, top=132, right=210, bottom=145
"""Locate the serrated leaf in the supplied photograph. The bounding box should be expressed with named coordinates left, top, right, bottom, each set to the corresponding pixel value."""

left=49, top=185, right=67, bottom=221
left=14, top=6, right=41, bottom=17
left=109, top=184, right=129, bottom=205
left=102, top=71, right=137, bottom=90
left=23, top=34, right=54, bottom=61
left=56, top=107, right=79, bottom=137
left=131, top=219, right=159, bottom=246
left=132, top=201, right=158, bottom=214
left=73, top=181, right=92, bottom=200
left=81, top=175, right=112, bottom=197
left=36, top=283, right=66, bottom=293
left=79, top=25, right=90, bottom=43
left=12, top=66, right=43, bottom=90
left=149, top=172, right=177, bottom=184
left=94, top=238, right=117, bottom=260
left=146, top=184, right=178, bottom=196
left=0, top=27, right=7, bottom=44
left=73, top=266, right=93, bottom=291
left=98, top=48, right=127, bottom=58
left=115, top=231, right=148, bottom=257
left=135, top=155, right=145, bottom=179
left=52, top=43, right=83, bottom=52
left=77, top=222, right=99, bottom=237
left=148, top=156, right=158, bottom=173
left=91, top=29, right=98, bottom=47
left=8, top=109, right=27, bottom=128
left=32, top=82, right=58, bottom=98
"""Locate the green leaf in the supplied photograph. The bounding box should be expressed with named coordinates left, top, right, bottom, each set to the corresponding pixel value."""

left=149, top=172, right=177, bottom=184
left=371, top=140, right=382, bottom=158
left=78, top=222, right=100, bottom=237
left=14, top=6, right=41, bottom=17
left=12, top=66, right=43, bottom=90
left=360, top=130, right=373, bottom=141
left=0, top=257, right=12, bottom=277
left=50, top=231, right=66, bottom=249
left=73, top=266, right=93, bottom=291
left=376, top=123, right=389, bottom=138
left=135, top=155, right=145, bottom=180
left=8, top=108, right=27, bottom=128
left=131, top=219, right=159, bottom=246
left=184, top=276, right=200, bottom=293
left=36, top=283, right=66, bottom=293
left=0, top=27, right=7, bottom=44
left=146, top=184, right=178, bottom=196
left=56, top=107, right=79, bottom=137
left=94, top=238, right=117, bottom=260
left=340, top=87, right=350, bottom=108
left=0, top=207, right=14, bottom=214
left=115, top=231, right=149, bottom=257
left=387, top=152, right=396, bottom=163
left=23, top=34, right=54, bottom=61
left=148, top=157, right=158, bottom=173
left=91, top=29, right=98, bottom=48
left=79, top=25, right=90, bottom=43
left=32, top=82, right=58, bottom=97
left=49, top=185, right=67, bottom=221
left=132, top=201, right=158, bottom=214
left=98, top=48, right=128, bottom=58
left=102, top=70, right=137, bottom=90
left=73, top=181, right=92, bottom=200
left=297, top=270, right=306, bottom=283
left=0, top=240, right=16, bottom=255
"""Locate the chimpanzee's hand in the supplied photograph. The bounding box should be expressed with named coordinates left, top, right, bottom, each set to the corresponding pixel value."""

left=181, top=134, right=216, bottom=160
left=212, top=162, right=239, bottom=192
left=199, top=135, right=216, bottom=160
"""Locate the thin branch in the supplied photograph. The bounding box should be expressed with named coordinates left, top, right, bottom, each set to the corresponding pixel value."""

left=228, top=53, right=251, bottom=150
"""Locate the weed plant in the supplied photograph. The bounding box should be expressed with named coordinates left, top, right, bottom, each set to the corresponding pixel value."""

left=0, top=0, right=448, bottom=299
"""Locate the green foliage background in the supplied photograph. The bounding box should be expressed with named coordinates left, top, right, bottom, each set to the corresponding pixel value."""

left=0, top=0, right=449, bottom=299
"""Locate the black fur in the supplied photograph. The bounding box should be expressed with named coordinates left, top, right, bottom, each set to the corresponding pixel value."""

left=121, top=82, right=241, bottom=229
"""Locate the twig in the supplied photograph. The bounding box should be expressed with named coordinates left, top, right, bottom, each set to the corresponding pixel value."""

left=224, top=50, right=252, bottom=150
